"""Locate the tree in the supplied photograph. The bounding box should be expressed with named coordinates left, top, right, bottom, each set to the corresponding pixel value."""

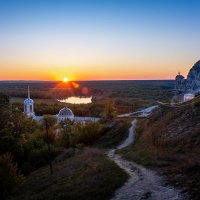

left=59, top=119, right=74, bottom=147
left=0, top=92, right=9, bottom=109
left=0, top=153, right=24, bottom=199
left=0, top=93, right=11, bottom=131
left=42, top=115, right=57, bottom=175
left=102, top=100, right=116, bottom=120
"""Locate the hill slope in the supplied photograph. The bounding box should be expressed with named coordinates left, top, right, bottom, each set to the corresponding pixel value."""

left=120, top=97, right=200, bottom=200
left=9, top=148, right=128, bottom=200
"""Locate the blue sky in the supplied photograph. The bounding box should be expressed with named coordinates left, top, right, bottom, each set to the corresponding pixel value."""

left=0, top=0, right=200, bottom=80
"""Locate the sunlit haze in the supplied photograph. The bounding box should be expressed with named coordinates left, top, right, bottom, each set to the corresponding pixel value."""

left=0, top=0, right=200, bottom=80
left=63, top=77, right=69, bottom=82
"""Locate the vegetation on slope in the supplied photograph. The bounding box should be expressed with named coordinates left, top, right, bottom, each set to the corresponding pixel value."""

left=9, top=148, right=128, bottom=200
left=0, top=92, right=129, bottom=199
left=120, top=97, right=200, bottom=200
left=93, top=119, right=131, bottom=149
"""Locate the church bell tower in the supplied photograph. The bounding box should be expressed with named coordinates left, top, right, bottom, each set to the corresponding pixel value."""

left=24, top=86, right=35, bottom=118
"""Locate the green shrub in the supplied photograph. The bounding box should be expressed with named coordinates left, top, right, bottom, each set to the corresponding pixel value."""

left=69, top=121, right=105, bottom=147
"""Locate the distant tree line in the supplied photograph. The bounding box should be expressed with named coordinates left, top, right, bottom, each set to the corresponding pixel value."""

left=0, top=80, right=174, bottom=102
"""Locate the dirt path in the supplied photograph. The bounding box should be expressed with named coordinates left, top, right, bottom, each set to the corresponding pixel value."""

left=107, top=118, right=186, bottom=200
left=117, top=106, right=159, bottom=118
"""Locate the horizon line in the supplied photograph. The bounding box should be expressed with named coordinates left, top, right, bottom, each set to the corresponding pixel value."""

left=0, top=79, right=175, bottom=82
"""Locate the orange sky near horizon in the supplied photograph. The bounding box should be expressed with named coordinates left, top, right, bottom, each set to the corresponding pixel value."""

left=0, top=59, right=194, bottom=81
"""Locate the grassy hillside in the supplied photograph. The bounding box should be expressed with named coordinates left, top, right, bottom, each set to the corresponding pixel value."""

left=93, top=119, right=131, bottom=149
left=9, top=148, right=128, bottom=200
left=120, top=97, right=200, bottom=200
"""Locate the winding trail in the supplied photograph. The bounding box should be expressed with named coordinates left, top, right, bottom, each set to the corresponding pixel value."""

left=117, top=106, right=159, bottom=118
left=107, top=108, right=186, bottom=200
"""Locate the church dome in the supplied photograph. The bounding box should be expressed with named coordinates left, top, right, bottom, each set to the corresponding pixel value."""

left=58, top=107, right=74, bottom=117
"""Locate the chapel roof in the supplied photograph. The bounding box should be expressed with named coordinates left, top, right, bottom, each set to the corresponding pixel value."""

left=58, top=107, right=74, bottom=117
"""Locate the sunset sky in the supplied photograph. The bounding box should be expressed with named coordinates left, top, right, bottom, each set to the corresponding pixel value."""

left=0, top=0, right=200, bottom=81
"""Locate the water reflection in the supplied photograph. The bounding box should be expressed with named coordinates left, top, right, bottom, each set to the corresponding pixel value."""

left=58, top=96, right=92, bottom=104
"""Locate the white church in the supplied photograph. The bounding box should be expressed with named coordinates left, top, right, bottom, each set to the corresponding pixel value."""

left=24, top=86, right=100, bottom=123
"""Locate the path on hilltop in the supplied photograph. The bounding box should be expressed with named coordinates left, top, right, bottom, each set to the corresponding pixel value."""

left=107, top=108, right=186, bottom=200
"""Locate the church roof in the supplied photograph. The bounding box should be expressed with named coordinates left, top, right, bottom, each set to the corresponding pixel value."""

left=58, top=107, right=74, bottom=117
left=24, top=98, right=34, bottom=104
left=24, top=85, right=34, bottom=104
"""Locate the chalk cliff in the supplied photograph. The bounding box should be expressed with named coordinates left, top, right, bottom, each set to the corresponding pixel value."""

left=175, top=60, right=200, bottom=94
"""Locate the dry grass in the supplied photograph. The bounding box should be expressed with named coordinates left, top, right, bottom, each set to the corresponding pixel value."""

left=9, top=148, right=128, bottom=200
left=119, top=99, right=200, bottom=200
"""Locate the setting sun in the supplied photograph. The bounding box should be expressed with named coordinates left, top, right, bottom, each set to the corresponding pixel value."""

left=63, top=77, right=69, bottom=82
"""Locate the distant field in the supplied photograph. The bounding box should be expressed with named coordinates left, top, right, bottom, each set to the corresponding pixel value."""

left=1, top=80, right=175, bottom=115
left=0, top=80, right=175, bottom=102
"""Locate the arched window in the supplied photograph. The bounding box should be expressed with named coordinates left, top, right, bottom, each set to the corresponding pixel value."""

left=30, top=105, right=33, bottom=112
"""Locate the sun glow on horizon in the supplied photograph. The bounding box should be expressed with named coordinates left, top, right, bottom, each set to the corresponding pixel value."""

left=63, top=77, right=69, bottom=82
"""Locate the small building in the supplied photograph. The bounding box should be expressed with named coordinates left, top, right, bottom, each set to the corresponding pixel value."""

left=184, top=93, right=195, bottom=102
left=24, top=86, right=100, bottom=123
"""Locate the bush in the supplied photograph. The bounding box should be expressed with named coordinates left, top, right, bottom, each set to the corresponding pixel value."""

left=28, top=146, right=60, bottom=169
left=21, top=162, right=33, bottom=175
left=192, top=98, right=200, bottom=108
left=69, top=121, right=105, bottom=147
left=0, top=153, right=24, bottom=199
